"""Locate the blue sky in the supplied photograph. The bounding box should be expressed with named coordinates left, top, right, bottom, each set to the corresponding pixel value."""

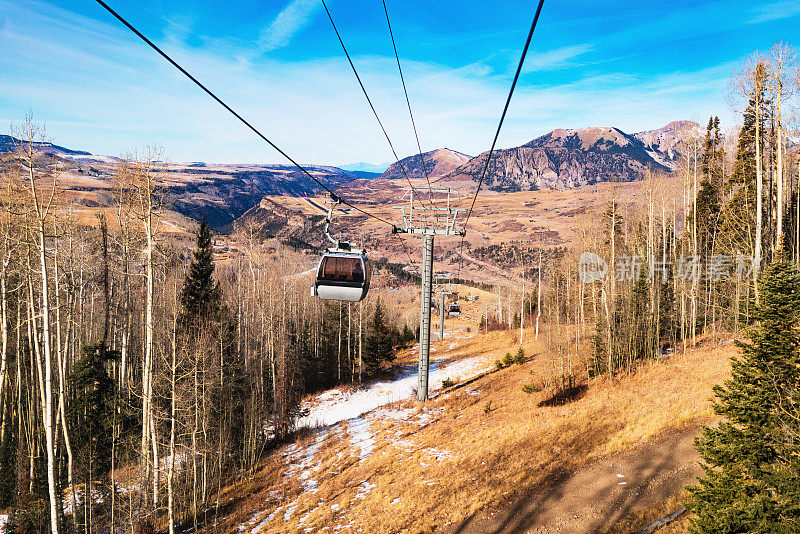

left=1, top=0, right=798, bottom=165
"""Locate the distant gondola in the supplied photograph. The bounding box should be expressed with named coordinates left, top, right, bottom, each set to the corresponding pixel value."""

left=448, top=301, right=461, bottom=316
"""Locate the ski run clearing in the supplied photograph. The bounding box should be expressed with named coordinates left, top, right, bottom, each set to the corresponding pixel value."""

left=295, top=332, right=485, bottom=429
left=237, top=329, right=491, bottom=533
left=217, top=329, right=731, bottom=534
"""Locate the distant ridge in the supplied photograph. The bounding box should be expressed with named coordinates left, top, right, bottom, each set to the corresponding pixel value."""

left=380, top=148, right=472, bottom=181
left=439, top=122, right=697, bottom=192
left=339, top=161, right=391, bottom=173
left=0, top=134, right=91, bottom=157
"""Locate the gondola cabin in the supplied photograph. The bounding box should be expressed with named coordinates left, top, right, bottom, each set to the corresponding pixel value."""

left=312, top=251, right=371, bottom=302
left=448, top=301, right=461, bottom=316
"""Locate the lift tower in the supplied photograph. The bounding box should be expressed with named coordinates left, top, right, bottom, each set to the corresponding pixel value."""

left=433, top=273, right=455, bottom=341
left=394, top=189, right=465, bottom=401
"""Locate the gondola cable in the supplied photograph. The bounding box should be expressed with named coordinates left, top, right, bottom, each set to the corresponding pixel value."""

left=92, top=0, right=397, bottom=229
left=381, top=0, right=437, bottom=206
left=456, top=0, right=546, bottom=278
left=320, top=0, right=434, bottom=212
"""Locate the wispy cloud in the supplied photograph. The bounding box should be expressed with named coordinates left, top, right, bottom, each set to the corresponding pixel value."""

left=522, top=43, right=594, bottom=72
left=258, top=0, right=321, bottom=53
left=749, top=0, right=800, bottom=23
left=0, top=1, right=744, bottom=165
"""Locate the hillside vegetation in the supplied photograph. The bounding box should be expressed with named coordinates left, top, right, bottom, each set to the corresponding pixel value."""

left=201, top=326, right=731, bottom=534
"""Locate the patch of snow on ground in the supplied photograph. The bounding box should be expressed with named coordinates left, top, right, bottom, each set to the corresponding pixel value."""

left=284, top=503, right=298, bottom=521
left=644, top=148, right=674, bottom=170
left=62, top=154, right=119, bottom=164
left=265, top=507, right=280, bottom=523
left=334, top=520, right=356, bottom=531
left=355, top=480, right=376, bottom=500
left=295, top=354, right=490, bottom=429
left=285, top=430, right=326, bottom=493
left=426, top=448, right=453, bottom=462
left=372, top=406, right=415, bottom=421
left=416, top=407, right=445, bottom=427
left=249, top=514, right=271, bottom=533
left=0, top=514, right=8, bottom=534
left=347, top=417, right=375, bottom=460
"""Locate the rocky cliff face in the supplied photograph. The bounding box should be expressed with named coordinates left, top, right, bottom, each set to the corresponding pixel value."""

left=161, top=164, right=362, bottom=228
left=634, top=120, right=701, bottom=169
left=380, top=148, right=472, bottom=181
left=443, top=126, right=674, bottom=192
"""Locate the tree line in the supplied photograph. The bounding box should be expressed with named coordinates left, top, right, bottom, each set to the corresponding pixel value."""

left=0, top=120, right=409, bottom=532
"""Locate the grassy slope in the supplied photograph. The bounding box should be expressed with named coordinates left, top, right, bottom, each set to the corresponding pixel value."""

left=206, top=327, right=732, bottom=534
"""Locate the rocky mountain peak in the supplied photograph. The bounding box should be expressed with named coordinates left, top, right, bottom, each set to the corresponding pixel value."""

left=380, top=148, right=472, bottom=181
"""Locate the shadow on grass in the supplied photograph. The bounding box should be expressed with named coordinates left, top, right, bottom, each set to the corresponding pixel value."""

left=537, top=384, right=588, bottom=407
left=445, top=418, right=620, bottom=534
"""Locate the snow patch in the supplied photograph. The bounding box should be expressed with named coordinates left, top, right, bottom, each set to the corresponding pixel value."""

left=295, top=354, right=490, bottom=429
left=284, top=430, right=327, bottom=493
left=355, top=480, right=376, bottom=500
left=61, top=154, right=119, bottom=164
left=284, top=503, right=298, bottom=521
left=347, top=418, right=375, bottom=461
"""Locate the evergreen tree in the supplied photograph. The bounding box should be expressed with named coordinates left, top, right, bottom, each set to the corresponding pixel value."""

left=68, top=343, right=120, bottom=526
left=179, top=216, right=222, bottom=325
left=702, top=116, right=724, bottom=192
left=693, top=178, right=721, bottom=256
left=401, top=324, right=416, bottom=344
left=178, top=216, right=243, bottom=461
left=590, top=314, right=608, bottom=377
left=631, top=267, right=654, bottom=363
left=687, top=256, right=800, bottom=532
left=658, top=268, right=677, bottom=347
left=363, top=299, right=395, bottom=376
left=730, top=93, right=767, bottom=187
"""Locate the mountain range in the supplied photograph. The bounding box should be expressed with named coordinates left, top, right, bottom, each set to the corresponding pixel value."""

left=0, top=121, right=704, bottom=228
left=0, top=134, right=91, bottom=157
left=389, top=121, right=696, bottom=192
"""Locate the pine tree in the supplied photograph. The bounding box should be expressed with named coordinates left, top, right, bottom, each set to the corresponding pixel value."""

left=687, top=255, right=800, bottom=532
left=401, top=324, right=415, bottom=345
left=68, top=343, right=119, bottom=527
left=179, top=216, right=222, bottom=326
left=363, top=299, right=395, bottom=376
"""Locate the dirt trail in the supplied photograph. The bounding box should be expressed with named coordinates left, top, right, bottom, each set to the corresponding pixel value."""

left=446, top=424, right=703, bottom=534
left=458, top=253, right=527, bottom=285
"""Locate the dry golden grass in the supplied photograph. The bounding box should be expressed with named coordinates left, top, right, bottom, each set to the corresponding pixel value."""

left=206, top=326, right=732, bottom=533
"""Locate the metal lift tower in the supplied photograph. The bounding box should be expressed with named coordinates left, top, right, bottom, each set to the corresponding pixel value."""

left=394, top=189, right=465, bottom=401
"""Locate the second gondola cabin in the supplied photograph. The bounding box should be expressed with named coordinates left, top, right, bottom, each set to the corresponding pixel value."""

left=448, top=301, right=461, bottom=316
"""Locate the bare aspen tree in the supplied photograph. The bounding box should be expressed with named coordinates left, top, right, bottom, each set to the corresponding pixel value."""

left=0, top=174, right=15, bottom=428
left=733, top=55, right=768, bottom=300
left=519, top=276, right=525, bottom=345
left=52, top=216, right=78, bottom=530
left=535, top=250, right=542, bottom=341
left=167, top=276, right=180, bottom=534
left=767, top=43, right=796, bottom=248
left=120, top=148, right=165, bottom=511
left=15, top=118, right=62, bottom=534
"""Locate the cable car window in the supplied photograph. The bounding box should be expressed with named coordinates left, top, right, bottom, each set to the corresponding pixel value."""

left=320, top=256, right=364, bottom=283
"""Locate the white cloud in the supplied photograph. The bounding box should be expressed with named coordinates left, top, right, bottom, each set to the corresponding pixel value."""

left=258, top=0, right=321, bottom=53
left=522, top=43, right=594, bottom=72
left=749, top=0, right=800, bottom=23
left=0, top=1, right=736, bottom=166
